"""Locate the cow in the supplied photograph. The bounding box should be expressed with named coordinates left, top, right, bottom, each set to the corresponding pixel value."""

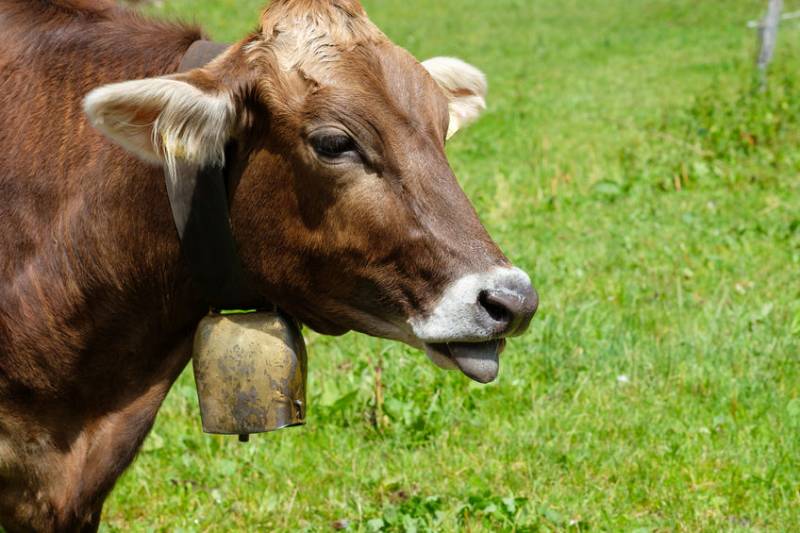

left=0, top=0, right=538, bottom=530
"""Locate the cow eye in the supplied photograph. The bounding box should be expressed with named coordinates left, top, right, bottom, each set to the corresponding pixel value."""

left=310, top=131, right=358, bottom=160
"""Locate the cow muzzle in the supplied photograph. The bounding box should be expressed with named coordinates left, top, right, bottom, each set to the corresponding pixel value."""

left=410, top=267, right=538, bottom=383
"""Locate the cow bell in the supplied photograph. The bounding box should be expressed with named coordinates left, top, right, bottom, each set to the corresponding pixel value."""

left=192, top=311, right=307, bottom=441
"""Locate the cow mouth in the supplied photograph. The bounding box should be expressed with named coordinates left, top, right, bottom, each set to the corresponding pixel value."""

left=425, top=339, right=506, bottom=384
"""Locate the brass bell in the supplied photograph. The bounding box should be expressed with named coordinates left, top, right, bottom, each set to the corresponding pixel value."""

left=192, top=311, right=307, bottom=441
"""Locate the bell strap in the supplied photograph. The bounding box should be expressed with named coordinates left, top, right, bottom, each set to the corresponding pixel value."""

left=165, top=40, right=263, bottom=311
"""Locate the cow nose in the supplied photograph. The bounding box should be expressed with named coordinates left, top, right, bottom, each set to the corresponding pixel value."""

left=478, top=280, right=538, bottom=337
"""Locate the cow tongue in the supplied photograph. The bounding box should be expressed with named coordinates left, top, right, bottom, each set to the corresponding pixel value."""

left=448, top=340, right=501, bottom=384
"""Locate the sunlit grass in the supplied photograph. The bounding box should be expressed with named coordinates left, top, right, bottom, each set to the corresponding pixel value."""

left=103, top=0, right=800, bottom=531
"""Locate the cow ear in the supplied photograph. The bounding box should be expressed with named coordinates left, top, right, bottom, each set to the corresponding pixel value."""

left=422, top=57, right=487, bottom=139
left=83, top=71, right=236, bottom=172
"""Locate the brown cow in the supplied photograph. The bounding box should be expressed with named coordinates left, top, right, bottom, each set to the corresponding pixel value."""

left=0, top=0, right=538, bottom=530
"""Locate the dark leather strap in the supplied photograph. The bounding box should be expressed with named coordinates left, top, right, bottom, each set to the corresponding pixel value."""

left=166, top=41, right=264, bottom=310
left=178, top=40, right=229, bottom=72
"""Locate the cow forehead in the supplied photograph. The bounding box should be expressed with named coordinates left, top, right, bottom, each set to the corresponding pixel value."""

left=371, top=45, right=451, bottom=129
left=311, top=44, right=448, bottom=127
left=257, top=0, right=383, bottom=76
left=251, top=0, right=449, bottom=136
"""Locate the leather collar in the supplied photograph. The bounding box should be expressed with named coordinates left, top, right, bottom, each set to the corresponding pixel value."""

left=165, top=40, right=264, bottom=311
left=178, top=40, right=230, bottom=72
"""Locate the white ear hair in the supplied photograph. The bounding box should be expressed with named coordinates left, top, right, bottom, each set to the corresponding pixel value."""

left=422, top=57, right=487, bottom=139
left=83, top=77, right=235, bottom=179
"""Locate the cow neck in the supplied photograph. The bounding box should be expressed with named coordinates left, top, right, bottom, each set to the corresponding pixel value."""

left=166, top=40, right=266, bottom=312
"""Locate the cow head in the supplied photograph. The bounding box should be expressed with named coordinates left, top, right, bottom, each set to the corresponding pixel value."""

left=83, top=0, right=538, bottom=383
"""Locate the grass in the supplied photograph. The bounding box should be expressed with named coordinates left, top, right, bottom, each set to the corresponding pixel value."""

left=101, top=0, right=800, bottom=531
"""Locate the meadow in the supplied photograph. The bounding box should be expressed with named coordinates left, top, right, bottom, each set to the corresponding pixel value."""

left=103, top=0, right=800, bottom=530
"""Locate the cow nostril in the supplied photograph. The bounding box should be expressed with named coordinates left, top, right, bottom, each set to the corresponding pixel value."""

left=478, top=290, right=512, bottom=325
left=477, top=278, right=538, bottom=337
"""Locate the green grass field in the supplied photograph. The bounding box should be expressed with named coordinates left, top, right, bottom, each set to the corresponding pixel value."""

left=103, top=1, right=800, bottom=530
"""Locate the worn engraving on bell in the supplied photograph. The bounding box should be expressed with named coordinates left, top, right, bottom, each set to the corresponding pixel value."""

left=192, top=312, right=307, bottom=436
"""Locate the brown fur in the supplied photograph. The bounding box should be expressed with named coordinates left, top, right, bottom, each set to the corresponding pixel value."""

left=0, top=2, right=209, bottom=530
left=0, top=1, right=508, bottom=531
